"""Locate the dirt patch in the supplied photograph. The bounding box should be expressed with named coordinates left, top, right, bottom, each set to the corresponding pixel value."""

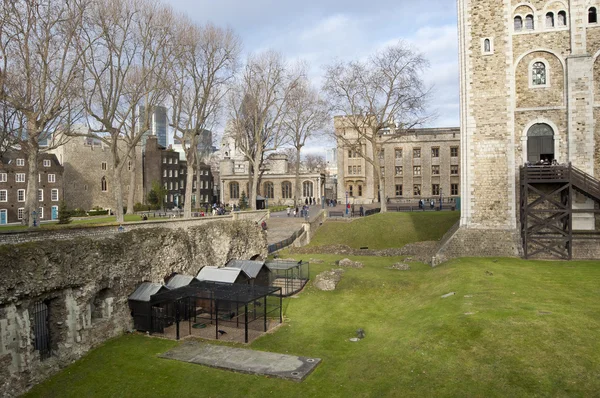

left=336, top=258, right=364, bottom=268
left=313, top=269, right=344, bottom=291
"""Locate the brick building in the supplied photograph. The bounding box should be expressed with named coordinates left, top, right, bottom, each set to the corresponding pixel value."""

left=143, top=136, right=214, bottom=209
left=335, top=123, right=460, bottom=204
left=0, top=151, right=64, bottom=224
left=441, top=0, right=600, bottom=258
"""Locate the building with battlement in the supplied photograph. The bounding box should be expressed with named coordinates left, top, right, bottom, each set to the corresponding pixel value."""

left=440, top=0, right=600, bottom=260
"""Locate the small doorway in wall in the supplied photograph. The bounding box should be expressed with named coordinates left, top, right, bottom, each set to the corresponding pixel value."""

left=527, top=123, right=555, bottom=163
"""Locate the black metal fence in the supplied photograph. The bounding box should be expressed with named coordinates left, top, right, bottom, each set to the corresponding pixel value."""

left=268, top=226, right=305, bottom=254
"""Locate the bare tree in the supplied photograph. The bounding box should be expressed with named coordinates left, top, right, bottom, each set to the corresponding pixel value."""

left=0, top=0, right=85, bottom=226
left=229, top=51, right=301, bottom=210
left=78, top=0, right=173, bottom=222
left=169, top=19, right=240, bottom=218
left=0, top=101, right=25, bottom=157
left=303, top=153, right=326, bottom=172
left=283, top=79, right=329, bottom=204
left=281, top=147, right=298, bottom=173
left=323, top=42, right=431, bottom=212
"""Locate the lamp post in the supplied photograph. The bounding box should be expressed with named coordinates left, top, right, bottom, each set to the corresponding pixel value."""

left=439, top=188, right=443, bottom=211
left=345, top=190, right=349, bottom=216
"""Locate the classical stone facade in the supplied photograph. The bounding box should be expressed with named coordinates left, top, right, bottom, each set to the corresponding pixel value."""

left=0, top=218, right=267, bottom=397
left=451, top=0, right=600, bottom=256
left=335, top=125, right=460, bottom=204
left=0, top=151, right=64, bottom=224
left=50, top=135, right=143, bottom=211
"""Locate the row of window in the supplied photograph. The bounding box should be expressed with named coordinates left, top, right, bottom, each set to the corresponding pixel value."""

left=514, top=7, right=598, bottom=32
left=0, top=173, right=57, bottom=183
left=392, top=147, right=458, bottom=159
left=229, top=181, right=314, bottom=199
left=11, top=159, right=53, bottom=167
left=394, top=184, right=459, bottom=197
left=162, top=157, right=179, bottom=164
left=384, top=165, right=460, bottom=176
left=10, top=206, right=56, bottom=220
left=0, top=189, right=59, bottom=202
left=347, top=184, right=363, bottom=197
left=162, top=180, right=212, bottom=191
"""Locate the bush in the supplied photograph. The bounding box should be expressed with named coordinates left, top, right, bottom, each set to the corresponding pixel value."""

left=87, top=209, right=109, bottom=216
left=57, top=201, right=72, bottom=224
left=239, top=191, right=248, bottom=210
left=70, top=208, right=87, bottom=217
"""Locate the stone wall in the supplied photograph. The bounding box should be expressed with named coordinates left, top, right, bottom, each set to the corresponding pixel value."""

left=0, top=219, right=267, bottom=397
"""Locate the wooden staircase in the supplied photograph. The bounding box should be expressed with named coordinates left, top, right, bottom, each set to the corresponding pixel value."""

left=520, top=163, right=600, bottom=259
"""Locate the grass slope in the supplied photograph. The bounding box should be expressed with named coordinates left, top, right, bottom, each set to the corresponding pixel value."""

left=308, top=212, right=460, bottom=249
left=27, top=255, right=600, bottom=398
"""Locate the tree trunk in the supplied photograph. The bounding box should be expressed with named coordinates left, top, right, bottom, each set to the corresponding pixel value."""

left=24, top=137, right=39, bottom=227
left=294, top=146, right=301, bottom=205
left=372, top=144, right=387, bottom=213
left=250, top=150, right=261, bottom=210
left=379, top=174, right=387, bottom=213
left=126, top=149, right=137, bottom=214
left=183, top=147, right=195, bottom=219
left=111, top=145, right=125, bottom=222
left=195, top=159, right=203, bottom=212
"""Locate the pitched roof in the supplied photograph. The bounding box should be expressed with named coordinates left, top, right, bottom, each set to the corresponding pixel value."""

left=196, top=266, right=248, bottom=284
left=128, top=282, right=168, bottom=302
left=226, top=260, right=268, bottom=279
left=165, top=274, right=195, bottom=290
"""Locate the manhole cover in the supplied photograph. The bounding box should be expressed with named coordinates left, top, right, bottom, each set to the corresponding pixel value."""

left=291, top=372, right=300, bottom=376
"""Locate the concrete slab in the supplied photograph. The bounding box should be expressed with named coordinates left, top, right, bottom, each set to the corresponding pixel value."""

left=159, top=341, right=321, bottom=382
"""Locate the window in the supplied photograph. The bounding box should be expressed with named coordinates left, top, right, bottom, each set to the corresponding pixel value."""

left=230, top=182, right=239, bottom=199
left=557, top=11, right=566, bottom=26
left=451, top=165, right=459, bottom=175
left=174, top=170, right=178, bottom=177
left=378, top=149, right=385, bottom=160
left=38, top=189, right=43, bottom=202
left=349, top=185, right=353, bottom=196
left=128, top=161, right=132, bottom=171
left=0, top=190, right=6, bottom=202
left=303, top=181, right=313, bottom=197
left=0, top=173, right=6, bottom=182
left=395, top=149, right=402, bottom=158
left=514, top=16, right=523, bottom=31
left=413, top=166, right=421, bottom=176
left=175, top=182, right=179, bottom=190
left=162, top=157, right=166, bottom=164
left=432, top=184, right=440, bottom=196
left=282, top=181, right=292, bottom=199
left=431, top=147, right=440, bottom=157
left=38, top=174, right=41, bottom=182
left=483, top=38, right=491, bottom=53
left=532, top=62, right=547, bottom=86
left=43, top=159, right=51, bottom=167
left=163, top=170, right=167, bottom=177
left=358, top=185, right=362, bottom=197
left=353, top=165, right=357, bottom=174
left=413, top=148, right=421, bottom=158
left=589, top=7, right=597, bottom=24
left=48, top=174, right=55, bottom=183
left=101, top=162, right=107, bottom=170
left=450, top=147, right=459, bottom=157
left=16, top=173, right=25, bottom=182
left=451, top=183, right=459, bottom=196
left=18, top=208, right=24, bottom=220
left=525, top=14, right=534, bottom=30
left=169, top=182, right=173, bottom=190
left=380, top=166, right=385, bottom=177
left=18, top=189, right=25, bottom=202
left=264, top=182, right=274, bottom=199
left=181, top=180, right=184, bottom=188
left=546, top=12, right=554, bottom=28
left=38, top=207, right=44, bottom=219
left=174, top=158, right=178, bottom=164
left=16, top=158, right=25, bottom=166
left=432, top=165, right=440, bottom=175
left=169, top=170, right=173, bottom=178
left=51, top=189, right=58, bottom=201
left=101, top=177, right=107, bottom=192
left=395, top=184, right=403, bottom=196
left=395, top=166, right=403, bottom=176
left=413, top=184, right=421, bottom=196
left=168, top=158, right=172, bottom=164
left=347, top=166, right=352, bottom=174
left=357, top=165, right=362, bottom=174
left=169, top=194, right=173, bottom=202
left=165, top=181, right=169, bottom=189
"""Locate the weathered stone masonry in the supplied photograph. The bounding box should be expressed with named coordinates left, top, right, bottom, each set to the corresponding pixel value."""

left=0, top=219, right=267, bottom=397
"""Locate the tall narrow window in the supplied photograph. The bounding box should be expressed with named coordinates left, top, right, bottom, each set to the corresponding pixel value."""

left=589, top=7, right=597, bottom=24
left=349, top=185, right=353, bottom=196
left=546, top=12, right=554, bottom=28
left=514, top=16, right=523, bottom=31
left=264, top=182, right=274, bottom=199
left=525, top=14, right=534, bottom=30
left=358, top=185, right=362, bottom=197
left=229, top=182, right=239, bottom=199
left=302, top=181, right=313, bottom=197
left=101, top=176, right=107, bottom=192
left=483, top=39, right=491, bottom=53
left=532, top=62, right=546, bottom=86
left=281, top=181, right=292, bottom=199
left=557, top=11, right=566, bottom=26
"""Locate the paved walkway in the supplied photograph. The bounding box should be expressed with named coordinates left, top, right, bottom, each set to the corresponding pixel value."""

left=265, top=205, right=322, bottom=245
left=160, top=341, right=321, bottom=381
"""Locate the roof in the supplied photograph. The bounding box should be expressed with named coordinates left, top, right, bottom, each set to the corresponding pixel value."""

left=226, top=260, right=269, bottom=279
left=150, top=280, right=281, bottom=306
left=196, top=266, right=248, bottom=283
left=266, top=260, right=306, bottom=270
left=165, top=274, right=195, bottom=289
left=128, top=282, right=168, bottom=302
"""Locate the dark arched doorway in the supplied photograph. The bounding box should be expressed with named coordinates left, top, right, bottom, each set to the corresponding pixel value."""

left=527, top=123, right=554, bottom=163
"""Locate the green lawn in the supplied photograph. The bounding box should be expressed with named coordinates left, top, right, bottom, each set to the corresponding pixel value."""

left=309, top=211, right=460, bottom=249
left=26, top=255, right=600, bottom=397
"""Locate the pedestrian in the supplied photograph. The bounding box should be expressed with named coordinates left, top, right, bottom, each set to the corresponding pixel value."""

left=305, top=198, right=308, bottom=205
left=286, top=207, right=290, bottom=217
left=351, top=203, right=355, bottom=217
left=293, top=208, right=297, bottom=217
left=430, top=200, right=434, bottom=210
left=359, top=205, right=364, bottom=217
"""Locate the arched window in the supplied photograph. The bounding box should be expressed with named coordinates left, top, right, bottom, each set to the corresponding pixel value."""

left=557, top=11, right=567, bottom=26
left=532, top=62, right=547, bottom=86
left=525, top=14, right=534, bottom=30
left=527, top=123, right=555, bottom=163
left=263, top=182, right=274, bottom=199
left=589, top=7, right=597, bottom=24
left=281, top=181, right=292, bottom=199
left=229, top=182, right=239, bottom=199
left=484, top=39, right=491, bottom=52
left=349, top=185, right=353, bottom=197
left=514, top=16, right=523, bottom=31
left=101, top=176, right=107, bottom=192
left=302, top=181, right=313, bottom=197
left=546, top=12, right=554, bottom=28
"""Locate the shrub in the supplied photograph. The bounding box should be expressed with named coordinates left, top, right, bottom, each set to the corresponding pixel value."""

left=57, top=201, right=72, bottom=224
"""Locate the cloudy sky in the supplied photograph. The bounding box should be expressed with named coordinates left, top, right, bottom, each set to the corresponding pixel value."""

left=167, top=0, right=459, bottom=156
